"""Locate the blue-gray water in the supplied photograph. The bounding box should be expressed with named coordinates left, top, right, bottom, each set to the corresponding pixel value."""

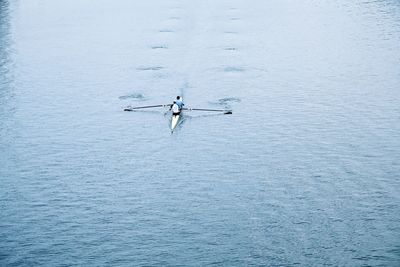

left=1, top=0, right=400, bottom=266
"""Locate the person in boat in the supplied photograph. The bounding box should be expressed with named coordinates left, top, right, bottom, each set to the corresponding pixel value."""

left=175, top=96, right=184, bottom=109
left=171, top=101, right=180, bottom=115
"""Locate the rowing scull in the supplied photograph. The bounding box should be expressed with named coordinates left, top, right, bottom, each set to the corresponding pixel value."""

left=171, top=112, right=181, bottom=132
left=123, top=101, right=232, bottom=132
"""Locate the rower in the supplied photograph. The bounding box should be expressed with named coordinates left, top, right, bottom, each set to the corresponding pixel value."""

left=171, top=101, right=180, bottom=115
left=175, top=96, right=184, bottom=109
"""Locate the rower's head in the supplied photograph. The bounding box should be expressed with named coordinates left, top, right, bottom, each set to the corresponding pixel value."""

left=176, top=96, right=180, bottom=100
left=173, top=101, right=176, bottom=104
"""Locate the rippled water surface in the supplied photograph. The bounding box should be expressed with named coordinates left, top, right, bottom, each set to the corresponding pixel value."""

left=1, top=0, right=400, bottom=266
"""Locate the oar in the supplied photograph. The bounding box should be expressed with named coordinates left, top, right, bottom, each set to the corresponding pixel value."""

left=124, top=104, right=171, bottom=111
left=183, top=108, right=232, bottom=114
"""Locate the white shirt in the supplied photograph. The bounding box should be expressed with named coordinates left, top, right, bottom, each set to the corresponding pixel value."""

left=172, top=103, right=180, bottom=113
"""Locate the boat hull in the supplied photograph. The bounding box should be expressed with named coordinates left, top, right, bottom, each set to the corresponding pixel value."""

left=171, top=113, right=180, bottom=131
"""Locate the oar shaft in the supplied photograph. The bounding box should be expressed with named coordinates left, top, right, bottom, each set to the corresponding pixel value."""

left=124, top=104, right=170, bottom=111
left=184, top=108, right=230, bottom=112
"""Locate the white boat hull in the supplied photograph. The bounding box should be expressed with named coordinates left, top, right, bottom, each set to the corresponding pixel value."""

left=171, top=97, right=183, bottom=132
left=171, top=113, right=180, bottom=131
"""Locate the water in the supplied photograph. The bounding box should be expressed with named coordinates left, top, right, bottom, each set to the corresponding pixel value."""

left=1, top=0, right=400, bottom=266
